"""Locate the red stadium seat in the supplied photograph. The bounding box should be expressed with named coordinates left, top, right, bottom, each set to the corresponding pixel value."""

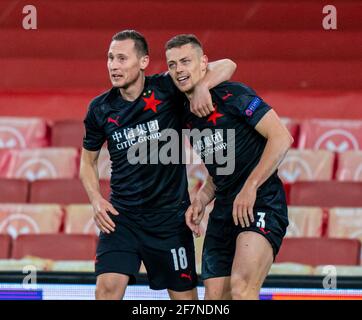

left=262, top=91, right=362, bottom=121
left=276, top=238, right=361, bottom=266
left=0, top=179, right=29, bottom=203
left=3, top=90, right=362, bottom=122
left=286, top=206, right=324, bottom=238
left=336, top=151, right=362, bottom=181
left=30, top=179, right=87, bottom=204
left=289, top=181, right=362, bottom=207
left=64, top=204, right=98, bottom=235
left=298, top=119, right=362, bottom=152
left=278, top=149, right=334, bottom=183
left=283, top=183, right=291, bottom=205
left=1, top=1, right=359, bottom=31
left=0, top=204, right=63, bottom=238
left=1, top=30, right=361, bottom=61
left=29, top=178, right=110, bottom=204
left=2, top=59, right=361, bottom=91
left=0, top=91, right=94, bottom=121
left=328, top=208, right=362, bottom=242
left=0, top=234, right=11, bottom=259
left=0, top=117, right=49, bottom=149
left=51, top=120, right=84, bottom=148
left=0, top=148, right=79, bottom=181
left=11, top=234, right=97, bottom=260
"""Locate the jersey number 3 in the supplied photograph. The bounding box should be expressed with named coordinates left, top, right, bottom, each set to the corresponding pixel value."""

left=256, top=212, right=266, bottom=228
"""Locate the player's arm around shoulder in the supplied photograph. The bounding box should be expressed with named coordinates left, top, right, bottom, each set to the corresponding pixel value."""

left=190, top=59, right=237, bottom=117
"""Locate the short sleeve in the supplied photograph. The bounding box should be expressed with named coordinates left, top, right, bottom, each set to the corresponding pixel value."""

left=148, top=72, right=188, bottom=122
left=229, top=94, right=272, bottom=127
left=148, top=72, right=178, bottom=96
left=83, top=103, right=106, bottom=151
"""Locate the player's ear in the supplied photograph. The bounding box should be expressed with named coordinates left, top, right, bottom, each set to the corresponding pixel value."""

left=140, top=55, right=149, bottom=71
left=201, top=54, right=208, bottom=72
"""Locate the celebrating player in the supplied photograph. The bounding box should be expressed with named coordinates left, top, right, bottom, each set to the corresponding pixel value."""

left=165, top=34, right=293, bottom=300
left=80, top=30, right=236, bottom=300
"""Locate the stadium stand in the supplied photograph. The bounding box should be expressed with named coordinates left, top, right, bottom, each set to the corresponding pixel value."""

left=0, top=179, right=29, bottom=203
left=276, top=238, right=361, bottom=266
left=278, top=149, right=334, bottom=183
left=29, top=178, right=110, bottom=204
left=336, top=151, right=362, bottom=181
left=64, top=204, right=98, bottom=235
left=11, top=234, right=97, bottom=260
left=298, top=119, right=362, bottom=152
left=0, top=0, right=361, bottom=291
left=0, top=204, right=63, bottom=238
left=0, top=234, right=11, bottom=259
left=0, top=148, right=78, bottom=180
left=285, top=206, right=324, bottom=238
left=0, top=117, right=49, bottom=148
left=328, top=208, right=362, bottom=242
left=289, top=181, right=362, bottom=207
left=51, top=120, right=84, bottom=148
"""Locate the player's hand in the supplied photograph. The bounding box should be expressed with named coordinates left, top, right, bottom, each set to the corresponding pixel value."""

left=185, top=199, right=205, bottom=237
left=190, top=83, right=214, bottom=118
left=91, top=197, right=119, bottom=234
left=232, top=183, right=256, bottom=228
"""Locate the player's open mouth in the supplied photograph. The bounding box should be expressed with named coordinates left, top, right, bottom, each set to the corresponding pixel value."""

left=177, top=76, right=190, bottom=85
left=112, top=74, right=123, bottom=80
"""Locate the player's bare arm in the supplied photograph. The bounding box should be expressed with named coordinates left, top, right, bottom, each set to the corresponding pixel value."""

left=232, top=109, right=293, bottom=228
left=190, top=59, right=236, bottom=117
left=186, top=175, right=216, bottom=236
left=79, top=148, right=119, bottom=234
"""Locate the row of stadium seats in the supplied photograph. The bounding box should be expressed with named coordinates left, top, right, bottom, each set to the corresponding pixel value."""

left=0, top=178, right=361, bottom=207
left=2, top=1, right=360, bottom=31
left=0, top=203, right=361, bottom=242
left=2, top=59, right=361, bottom=91
left=277, top=238, right=361, bottom=266
left=0, top=0, right=360, bottom=276
left=0, top=233, right=360, bottom=268
left=0, top=1, right=360, bottom=92
left=0, top=179, right=110, bottom=204
left=1, top=147, right=362, bottom=183
left=189, top=149, right=362, bottom=184
left=2, top=30, right=361, bottom=61
left=2, top=117, right=362, bottom=151
left=0, top=234, right=97, bottom=260
left=2, top=91, right=362, bottom=121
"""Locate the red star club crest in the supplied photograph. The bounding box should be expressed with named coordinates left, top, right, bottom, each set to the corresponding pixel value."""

left=143, top=91, right=162, bottom=113
left=207, top=104, right=224, bottom=125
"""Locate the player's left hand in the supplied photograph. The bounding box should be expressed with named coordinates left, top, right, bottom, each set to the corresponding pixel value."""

left=190, top=83, right=214, bottom=118
left=232, top=183, right=257, bottom=228
left=185, top=198, right=205, bottom=237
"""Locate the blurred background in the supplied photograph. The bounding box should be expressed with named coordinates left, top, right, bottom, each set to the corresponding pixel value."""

left=0, top=0, right=361, bottom=299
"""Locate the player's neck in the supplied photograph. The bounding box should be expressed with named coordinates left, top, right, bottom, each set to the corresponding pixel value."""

left=119, top=74, right=145, bottom=102
left=185, top=91, right=193, bottom=101
left=185, top=74, right=207, bottom=102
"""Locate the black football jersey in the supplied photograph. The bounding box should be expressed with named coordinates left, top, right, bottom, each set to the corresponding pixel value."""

left=83, top=73, right=190, bottom=212
left=183, top=81, right=284, bottom=202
